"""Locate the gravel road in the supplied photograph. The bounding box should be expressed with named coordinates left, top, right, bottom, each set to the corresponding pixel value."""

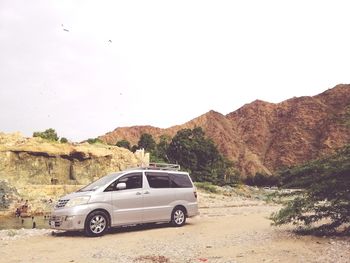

left=1, top=190, right=349, bottom=263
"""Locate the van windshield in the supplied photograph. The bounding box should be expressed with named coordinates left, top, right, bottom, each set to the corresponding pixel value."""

left=77, top=173, right=122, bottom=192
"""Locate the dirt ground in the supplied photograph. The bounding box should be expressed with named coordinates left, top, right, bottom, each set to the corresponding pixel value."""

left=0, top=190, right=349, bottom=263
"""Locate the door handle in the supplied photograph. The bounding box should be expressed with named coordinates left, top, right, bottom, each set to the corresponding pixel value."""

left=136, top=192, right=142, bottom=195
left=144, top=191, right=150, bottom=194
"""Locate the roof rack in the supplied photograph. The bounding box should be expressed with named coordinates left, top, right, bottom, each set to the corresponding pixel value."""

left=128, top=163, right=181, bottom=171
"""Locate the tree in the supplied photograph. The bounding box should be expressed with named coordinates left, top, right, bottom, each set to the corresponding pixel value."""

left=131, top=145, right=138, bottom=153
left=270, top=145, right=350, bottom=234
left=167, top=128, right=197, bottom=170
left=33, top=128, right=59, bottom=141
left=137, top=133, right=156, bottom=152
left=151, top=135, right=171, bottom=162
left=167, top=127, right=239, bottom=185
left=116, top=139, right=131, bottom=150
left=60, top=137, right=68, bottom=143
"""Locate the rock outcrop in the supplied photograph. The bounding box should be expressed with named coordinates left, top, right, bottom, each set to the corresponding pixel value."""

left=0, top=132, right=144, bottom=186
left=99, top=84, right=350, bottom=176
left=0, top=133, right=147, bottom=215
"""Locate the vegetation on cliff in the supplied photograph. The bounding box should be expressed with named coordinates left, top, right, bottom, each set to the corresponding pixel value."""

left=271, top=145, right=350, bottom=234
left=33, top=128, right=59, bottom=141
left=87, top=138, right=104, bottom=144
left=116, top=139, right=131, bottom=150
left=33, top=128, right=69, bottom=144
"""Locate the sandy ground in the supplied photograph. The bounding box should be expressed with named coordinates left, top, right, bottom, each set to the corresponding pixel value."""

left=0, top=191, right=349, bottom=263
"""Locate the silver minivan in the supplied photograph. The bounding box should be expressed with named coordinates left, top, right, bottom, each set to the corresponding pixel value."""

left=49, top=164, right=199, bottom=236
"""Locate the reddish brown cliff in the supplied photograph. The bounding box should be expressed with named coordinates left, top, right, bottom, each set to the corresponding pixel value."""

left=99, top=84, right=350, bottom=176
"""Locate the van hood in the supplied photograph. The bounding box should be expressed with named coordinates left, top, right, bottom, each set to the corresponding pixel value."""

left=59, top=191, right=91, bottom=200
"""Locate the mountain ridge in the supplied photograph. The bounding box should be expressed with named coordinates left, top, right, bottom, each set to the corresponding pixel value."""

left=99, top=84, right=350, bottom=176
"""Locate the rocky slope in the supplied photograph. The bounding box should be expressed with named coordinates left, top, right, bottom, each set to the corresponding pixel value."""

left=99, top=84, right=350, bottom=176
left=0, top=132, right=146, bottom=186
left=0, top=132, right=148, bottom=215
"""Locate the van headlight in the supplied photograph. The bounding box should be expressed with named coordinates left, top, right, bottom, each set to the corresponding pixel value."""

left=65, top=196, right=90, bottom=208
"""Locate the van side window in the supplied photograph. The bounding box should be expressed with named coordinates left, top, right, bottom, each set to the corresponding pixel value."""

left=146, top=172, right=170, bottom=188
left=105, top=173, right=142, bottom=191
left=170, top=173, right=193, bottom=188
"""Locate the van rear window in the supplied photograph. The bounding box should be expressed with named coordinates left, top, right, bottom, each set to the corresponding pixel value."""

left=145, top=172, right=193, bottom=188
left=146, top=173, right=170, bottom=188
left=170, top=173, right=193, bottom=188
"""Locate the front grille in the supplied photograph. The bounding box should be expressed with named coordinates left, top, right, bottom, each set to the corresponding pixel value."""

left=55, top=199, right=69, bottom=208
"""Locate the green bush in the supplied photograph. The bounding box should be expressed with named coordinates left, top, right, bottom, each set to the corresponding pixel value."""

left=60, top=137, right=68, bottom=143
left=87, top=138, right=103, bottom=144
left=270, top=145, right=350, bottom=234
left=116, top=139, right=131, bottom=150
left=33, top=128, right=59, bottom=141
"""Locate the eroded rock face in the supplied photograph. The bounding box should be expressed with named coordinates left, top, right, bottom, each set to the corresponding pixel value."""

left=0, top=133, right=147, bottom=216
left=0, top=133, right=142, bottom=186
left=99, top=84, right=350, bottom=176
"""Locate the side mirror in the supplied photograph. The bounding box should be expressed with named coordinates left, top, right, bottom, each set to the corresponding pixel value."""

left=116, top=182, right=126, bottom=190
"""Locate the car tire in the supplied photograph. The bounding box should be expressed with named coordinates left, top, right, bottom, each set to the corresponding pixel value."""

left=171, top=207, right=186, bottom=227
left=84, top=210, right=109, bottom=237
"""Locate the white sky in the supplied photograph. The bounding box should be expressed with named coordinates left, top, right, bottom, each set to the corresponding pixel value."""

left=1, top=0, right=350, bottom=141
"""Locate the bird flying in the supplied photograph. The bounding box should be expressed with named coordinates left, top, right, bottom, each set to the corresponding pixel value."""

left=61, top=24, right=69, bottom=32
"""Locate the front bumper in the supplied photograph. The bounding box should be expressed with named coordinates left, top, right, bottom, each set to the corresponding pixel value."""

left=49, top=214, right=86, bottom=230
left=49, top=206, right=89, bottom=231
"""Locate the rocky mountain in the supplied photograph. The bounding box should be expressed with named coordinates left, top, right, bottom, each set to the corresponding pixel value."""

left=99, top=84, right=350, bottom=176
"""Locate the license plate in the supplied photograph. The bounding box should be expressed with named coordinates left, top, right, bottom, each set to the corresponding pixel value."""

left=50, top=220, right=55, bottom=228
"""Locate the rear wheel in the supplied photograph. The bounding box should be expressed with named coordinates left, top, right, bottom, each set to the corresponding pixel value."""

left=171, top=207, right=186, bottom=227
left=85, top=211, right=109, bottom=237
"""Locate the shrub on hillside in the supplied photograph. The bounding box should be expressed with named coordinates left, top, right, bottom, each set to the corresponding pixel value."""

left=116, top=139, right=131, bottom=150
left=87, top=138, right=103, bottom=144
left=60, top=137, right=68, bottom=143
left=33, top=128, right=59, bottom=141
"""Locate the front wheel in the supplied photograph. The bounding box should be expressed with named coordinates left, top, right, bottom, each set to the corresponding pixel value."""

left=85, top=211, right=109, bottom=237
left=171, top=207, right=186, bottom=227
